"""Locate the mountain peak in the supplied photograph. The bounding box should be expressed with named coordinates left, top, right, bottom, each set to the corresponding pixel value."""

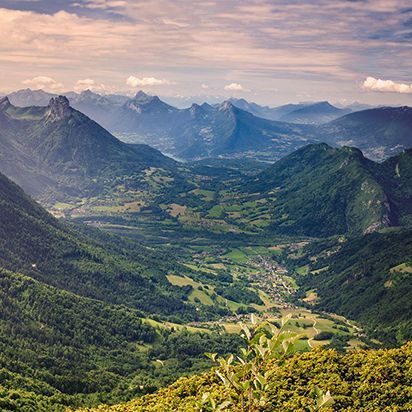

left=133, top=90, right=155, bottom=104
left=135, top=90, right=149, bottom=99
left=313, top=101, right=335, bottom=108
left=189, top=102, right=202, bottom=111
left=47, top=95, right=72, bottom=120
left=0, top=96, right=11, bottom=111
left=80, top=89, right=97, bottom=97
left=219, top=100, right=235, bottom=112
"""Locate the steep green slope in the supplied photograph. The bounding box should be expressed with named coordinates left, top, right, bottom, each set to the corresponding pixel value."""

left=0, top=169, right=202, bottom=320
left=0, top=268, right=242, bottom=411
left=0, top=268, right=156, bottom=410
left=0, top=170, right=245, bottom=410
left=379, top=148, right=412, bottom=226
left=245, top=143, right=391, bottom=237
left=289, top=229, right=412, bottom=343
left=76, top=343, right=412, bottom=411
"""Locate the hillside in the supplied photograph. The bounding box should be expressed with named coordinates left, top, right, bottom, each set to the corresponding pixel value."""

left=75, top=343, right=412, bottom=411
left=0, top=168, right=247, bottom=410
left=0, top=265, right=242, bottom=411
left=241, top=143, right=391, bottom=237
left=0, top=169, right=203, bottom=319
left=289, top=229, right=412, bottom=344
left=318, top=106, right=412, bottom=160
left=0, top=96, right=177, bottom=199
left=66, top=143, right=412, bottom=240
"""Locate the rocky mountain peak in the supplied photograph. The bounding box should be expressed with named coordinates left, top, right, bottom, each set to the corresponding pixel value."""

left=47, top=96, right=72, bottom=120
left=0, top=96, right=11, bottom=111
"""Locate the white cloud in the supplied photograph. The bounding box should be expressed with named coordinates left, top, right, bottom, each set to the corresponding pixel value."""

left=74, top=78, right=108, bottom=92
left=22, top=76, right=65, bottom=92
left=224, top=82, right=244, bottom=91
left=126, top=76, right=170, bottom=87
left=201, top=84, right=209, bottom=89
left=161, top=18, right=189, bottom=28
left=362, top=76, right=412, bottom=94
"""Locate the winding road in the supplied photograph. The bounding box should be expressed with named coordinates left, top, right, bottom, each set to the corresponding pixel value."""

left=307, top=317, right=319, bottom=349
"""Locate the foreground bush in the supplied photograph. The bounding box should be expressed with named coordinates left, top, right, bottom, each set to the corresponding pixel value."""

left=76, top=341, right=412, bottom=411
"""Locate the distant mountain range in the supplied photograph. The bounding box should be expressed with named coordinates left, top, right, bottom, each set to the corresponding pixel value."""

left=0, top=95, right=175, bottom=199
left=109, top=93, right=317, bottom=160
left=6, top=90, right=316, bottom=161
left=278, top=101, right=351, bottom=124
left=318, top=106, right=412, bottom=160
left=229, top=98, right=351, bottom=124
left=4, top=89, right=412, bottom=162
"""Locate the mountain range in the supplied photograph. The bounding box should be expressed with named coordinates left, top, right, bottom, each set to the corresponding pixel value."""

left=2, top=94, right=412, bottom=240
left=0, top=95, right=175, bottom=199
left=229, top=98, right=351, bottom=124
left=318, top=106, right=412, bottom=160
left=5, top=89, right=412, bottom=162
left=85, top=92, right=316, bottom=161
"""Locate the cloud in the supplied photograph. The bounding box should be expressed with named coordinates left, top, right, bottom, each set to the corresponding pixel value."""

left=161, top=18, right=189, bottom=28
left=73, top=0, right=127, bottom=10
left=126, top=76, right=170, bottom=87
left=0, top=2, right=411, bottom=104
left=74, top=78, right=108, bottom=92
left=224, top=82, right=244, bottom=91
left=22, top=76, right=65, bottom=92
left=201, top=84, right=209, bottom=89
left=362, top=76, right=412, bottom=93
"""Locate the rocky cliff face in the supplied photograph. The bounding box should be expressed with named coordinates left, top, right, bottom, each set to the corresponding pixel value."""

left=46, top=96, right=72, bottom=121
left=0, top=96, right=11, bottom=111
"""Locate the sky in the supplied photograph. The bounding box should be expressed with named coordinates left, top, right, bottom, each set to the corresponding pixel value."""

left=0, top=0, right=411, bottom=106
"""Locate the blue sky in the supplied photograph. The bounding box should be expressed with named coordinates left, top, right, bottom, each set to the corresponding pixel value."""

left=0, top=0, right=411, bottom=106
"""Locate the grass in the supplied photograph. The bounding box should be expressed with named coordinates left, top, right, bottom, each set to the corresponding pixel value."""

left=168, top=204, right=187, bottom=218
left=303, top=290, right=318, bottom=304
left=166, top=274, right=198, bottom=287
left=223, top=249, right=249, bottom=264
left=295, top=265, right=309, bottom=275
left=191, top=189, right=215, bottom=202
left=53, top=202, right=75, bottom=210
left=189, top=289, right=214, bottom=305
left=207, top=205, right=224, bottom=218
left=142, top=317, right=210, bottom=334
left=390, top=262, right=412, bottom=273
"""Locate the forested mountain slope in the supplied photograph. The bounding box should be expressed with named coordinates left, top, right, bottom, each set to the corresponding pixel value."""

left=243, top=143, right=392, bottom=237
left=0, top=169, right=201, bottom=319
left=289, top=229, right=412, bottom=344
left=0, top=166, right=243, bottom=410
